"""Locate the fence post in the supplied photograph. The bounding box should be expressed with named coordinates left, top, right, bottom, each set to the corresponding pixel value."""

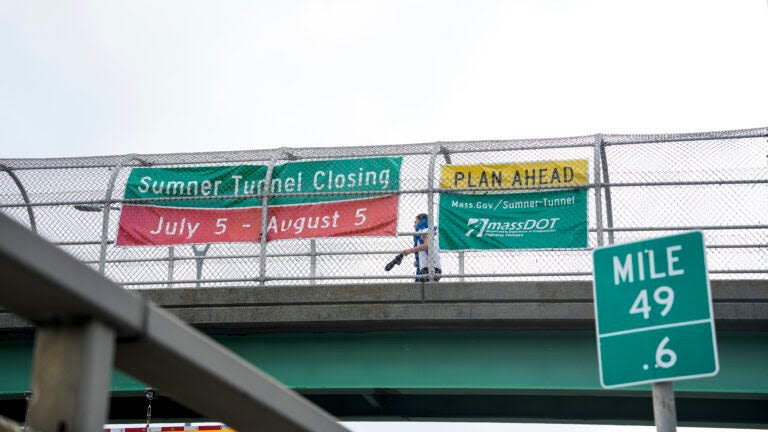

left=593, top=134, right=605, bottom=247
left=167, top=246, right=174, bottom=288
left=440, top=147, right=455, bottom=280
left=600, top=135, right=615, bottom=245
left=98, top=155, right=148, bottom=275
left=258, top=153, right=280, bottom=285
left=310, top=239, right=317, bottom=284
left=425, top=143, right=443, bottom=281
left=192, top=244, right=211, bottom=288
left=0, top=164, right=37, bottom=234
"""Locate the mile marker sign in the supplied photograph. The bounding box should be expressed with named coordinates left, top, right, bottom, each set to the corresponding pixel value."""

left=592, top=231, right=719, bottom=389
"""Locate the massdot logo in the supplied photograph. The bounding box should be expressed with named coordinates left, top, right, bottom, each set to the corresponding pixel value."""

left=466, top=218, right=489, bottom=237
left=465, top=217, right=561, bottom=238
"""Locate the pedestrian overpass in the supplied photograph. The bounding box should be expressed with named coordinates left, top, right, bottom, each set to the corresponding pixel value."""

left=1, top=277, right=767, bottom=427
left=1, top=127, right=767, bottom=428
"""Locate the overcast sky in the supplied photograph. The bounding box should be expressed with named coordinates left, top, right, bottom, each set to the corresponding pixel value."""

left=3, top=1, right=765, bottom=431
left=1, top=0, right=766, bottom=160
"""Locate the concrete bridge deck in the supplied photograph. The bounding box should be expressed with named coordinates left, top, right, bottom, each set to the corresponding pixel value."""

left=2, top=280, right=768, bottom=333
left=136, top=280, right=768, bottom=332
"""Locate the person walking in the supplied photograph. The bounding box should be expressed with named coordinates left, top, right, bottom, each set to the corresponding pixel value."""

left=402, top=213, right=442, bottom=282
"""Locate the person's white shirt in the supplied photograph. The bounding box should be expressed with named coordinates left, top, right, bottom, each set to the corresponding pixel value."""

left=416, top=227, right=441, bottom=270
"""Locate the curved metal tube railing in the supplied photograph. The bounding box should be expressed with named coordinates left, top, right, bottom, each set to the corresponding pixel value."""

left=0, top=127, right=766, bottom=288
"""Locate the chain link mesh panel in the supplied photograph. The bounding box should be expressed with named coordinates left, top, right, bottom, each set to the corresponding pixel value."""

left=1, top=127, right=766, bottom=288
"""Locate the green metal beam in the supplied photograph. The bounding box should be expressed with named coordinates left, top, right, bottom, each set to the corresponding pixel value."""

left=1, top=330, right=766, bottom=396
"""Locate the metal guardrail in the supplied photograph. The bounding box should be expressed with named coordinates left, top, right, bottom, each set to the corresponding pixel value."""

left=1, top=127, right=767, bottom=288
left=0, top=211, right=348, bottom=432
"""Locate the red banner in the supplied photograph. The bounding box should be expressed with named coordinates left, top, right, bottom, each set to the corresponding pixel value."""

left=116, top=195, right=398, bottom=246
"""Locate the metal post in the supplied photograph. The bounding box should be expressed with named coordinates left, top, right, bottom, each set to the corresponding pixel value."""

left=0, top=164, right=37, bottom=234
left=440, top=146, right=452, bottom=165
left=600, top=135, right=616, bottom=245
left=652, top=382, right=678, bottom=432
left=593, top=134, right=605, bottom=247
left=258, top=153, right=280, bottom=285
left=98, top=155, right=148, bottom=275
left=28, top=321, right=116, bottom=432
left=192, top=244, right=211, bottom=288
left=458, top=251, right=465, bottom=282
left=144, top=388, right=156, bottom=430
left=23, top=390, right=32, bottom=431
left=426, top=143, right=441, bottom=281
left=310, top=239, right=317, bottom=284
left=167, top=246, right=175, bottom=288
left=442, top=147, right=454, bottom=281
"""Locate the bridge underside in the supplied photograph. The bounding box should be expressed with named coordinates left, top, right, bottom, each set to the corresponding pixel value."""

left=0, top=389, right=756, bottom=427
left=2, top=389, right=766, bottom=427
left=2, top=282, right=767, bottom=426
left=1, top=329, right=767, bottom=427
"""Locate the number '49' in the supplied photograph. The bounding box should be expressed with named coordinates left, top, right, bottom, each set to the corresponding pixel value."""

left=629, top=286, right=675, bottom=319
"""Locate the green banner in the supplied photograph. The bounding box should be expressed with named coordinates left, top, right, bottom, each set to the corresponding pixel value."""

left=124, top=165, right=267, bottom=208
left=438, top=189, right=588, bottom=250
left=117, top=157, right=402, bottom=246
left=270, top=157, right=401, bottom=205
left=123, top=157, right=402, bottom=208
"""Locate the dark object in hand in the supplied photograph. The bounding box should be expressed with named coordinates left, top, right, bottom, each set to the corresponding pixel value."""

left=384, top=253, right=404, bottom=271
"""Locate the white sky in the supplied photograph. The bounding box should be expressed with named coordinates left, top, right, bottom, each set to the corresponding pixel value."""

left=1, top=0, right=767, bottom=160
left=3, top=1, right=765, bottom=430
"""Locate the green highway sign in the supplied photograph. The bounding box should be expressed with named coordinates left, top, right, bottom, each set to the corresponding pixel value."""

left=592, top=231, right=719, bottom=388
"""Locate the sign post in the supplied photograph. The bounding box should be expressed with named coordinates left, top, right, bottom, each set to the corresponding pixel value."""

left=592, top=231, right=719, bottom=431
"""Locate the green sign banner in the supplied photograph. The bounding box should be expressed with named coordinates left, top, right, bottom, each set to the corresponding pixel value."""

left=123, top=157, right=401, bottom=208
left=439, top=188, right=588, bottom=250
left=438, top=160, right=588, bottom=251
left=116, top=157, right=402, bottom=246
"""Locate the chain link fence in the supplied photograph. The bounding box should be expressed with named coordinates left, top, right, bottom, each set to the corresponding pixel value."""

left=1, top=127, right=766, bottom=289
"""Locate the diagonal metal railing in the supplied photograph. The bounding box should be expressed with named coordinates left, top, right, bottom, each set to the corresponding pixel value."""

left=0, top=211, right=349, bottom=432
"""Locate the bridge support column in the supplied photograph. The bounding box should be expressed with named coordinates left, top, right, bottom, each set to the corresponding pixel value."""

left=28, top=321, right=115, bottom=432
